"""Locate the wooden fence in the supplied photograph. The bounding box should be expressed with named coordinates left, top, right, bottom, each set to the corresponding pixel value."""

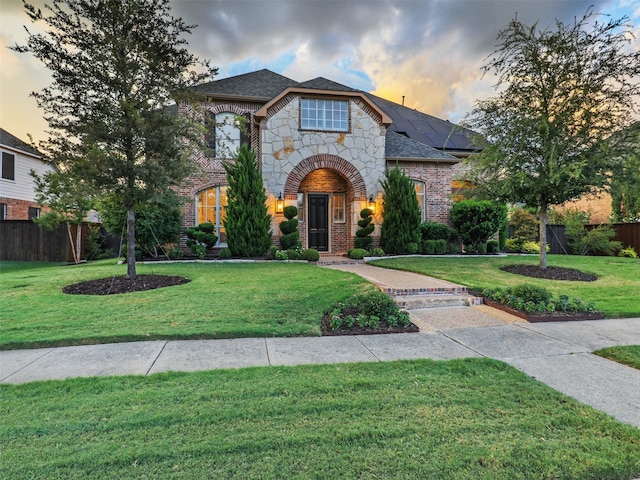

left=0, top=221, right=105, bottom=262
left=547, top=222, right=640, bottom=255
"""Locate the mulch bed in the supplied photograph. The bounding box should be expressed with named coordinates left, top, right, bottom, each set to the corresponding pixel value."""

left=483, top=298, right=605, bottom=323
left=500, top=264, right=598, bottom=282
left=63, top=275, right=191, bottom=295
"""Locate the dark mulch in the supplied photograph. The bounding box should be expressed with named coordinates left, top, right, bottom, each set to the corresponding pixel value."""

left=500, top=264, right=598, bottom=282
left=321, top=312, right=419, bottom=336
left=63, top=275, right=191, bottom=295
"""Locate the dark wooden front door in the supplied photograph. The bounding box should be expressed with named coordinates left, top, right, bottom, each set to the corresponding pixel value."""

left=308, top=194, right=329, bottom=251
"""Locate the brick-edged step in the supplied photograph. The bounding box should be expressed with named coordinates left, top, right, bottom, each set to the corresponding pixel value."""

left=395, top=294, right=484, bottom=310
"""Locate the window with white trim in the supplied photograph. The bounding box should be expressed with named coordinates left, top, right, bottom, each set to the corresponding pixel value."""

left=301, top=98, right=348, bottom=132
left=28, top=207, right=40, bottom=220
left=1, top=203, right=6, bottom=220
left=333, top=193, right=345, bottom=223
left=414, top=180, right=426, bottom=221
left=196, top=186, right=228, bottom=245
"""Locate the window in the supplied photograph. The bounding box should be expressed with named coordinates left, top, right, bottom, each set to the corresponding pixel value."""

left=196, top=186, right=228, bottom=245
left=205, top=112, right=250, bottom=159
left=28, top=207, right=40, bottom=220
left=297, top=193, right=304, bottom=222
left=1, top=203, right=6, bottom=220
left=333, top=194, right=345, bottom=223
left=414, top=180, right=426, bottom=221
left=1, top=152, right=15, bottom=180
left=301, top=98, right=348, bottom=132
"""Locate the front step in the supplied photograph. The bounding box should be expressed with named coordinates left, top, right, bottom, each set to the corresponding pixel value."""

left=394, top=294, right=483, bottom=310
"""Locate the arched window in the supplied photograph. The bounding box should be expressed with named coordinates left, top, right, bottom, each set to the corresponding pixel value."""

left=414, top=180, right=426, bottom=221
left=196, top=186, right=228, bottom=245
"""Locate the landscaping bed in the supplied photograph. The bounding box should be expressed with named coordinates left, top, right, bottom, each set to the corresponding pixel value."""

left=500, top=264, right=598, bottom=281
left=63, top=274, right=191, bottom=295
left=483, top=298, right=605, bottom=323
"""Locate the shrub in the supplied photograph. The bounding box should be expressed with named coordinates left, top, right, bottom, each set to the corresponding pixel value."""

left=286, top=248, right=302, bottom=260
left=380, top=166, right=421, bottom=254
left=275, top=250, right=288, bottom=261
left=511, top=284, right=552, bottom=304
left=486, top=240, right=500, bottom=254
left=420, top=222, right=457, bottom=242
left=302, top=248, right=320, bottom=261
left=505, top=238, right=522, bottom=252
left=166, top=244, right=184, bottom=260
left=407, top=242, right=419, bottom=254
left=370, top=247, right=385, bottom=256
left=434, top=239, right=447, bottom=255
left=184, top=223, right=218, bottom=257
left=422, top=239, right=436, bottom=255
left=354, top=208, right=374, bottom=250
left=349, top=248, right=368, bottom=259
left=218, top=248, right=232, bottom=260
left=447, top=242, right=461, bottom=254
left=268, top=245, right=279, bottom=259
left=566, top=219, right=622, bottom=256
left=476, top=242, right=487, bottom=254
left=222, top=145, right=272, bottom=258
left=509, top=207, right=538, bottom=242
left=619, top=246, right=638, bottom=258
left=279, top=206, right=300, bottom=250
left=450, top=200, right=507, bottom=253
left=482, top=285, right=598, bottom=314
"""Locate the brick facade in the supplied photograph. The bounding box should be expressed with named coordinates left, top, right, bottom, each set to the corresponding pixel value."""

left=0, top=197, right=47, bottom=221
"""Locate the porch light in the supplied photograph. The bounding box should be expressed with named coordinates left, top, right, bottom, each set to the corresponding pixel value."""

left=276, top=192, right=284, bottom=214
left=368, top=195, right=376, bottom=213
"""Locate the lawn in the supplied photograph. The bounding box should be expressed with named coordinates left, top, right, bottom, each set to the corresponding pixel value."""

left=369, top=255, right=640, bottom=318
left=0, top=260, right=369, bottom=350
left=2, top=358, right=639, bottom=479
left=595, top=346, right=640, bottom=370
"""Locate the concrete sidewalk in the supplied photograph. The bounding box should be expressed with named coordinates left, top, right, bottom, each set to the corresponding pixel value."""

left=2, top=317, right=640, bottom=428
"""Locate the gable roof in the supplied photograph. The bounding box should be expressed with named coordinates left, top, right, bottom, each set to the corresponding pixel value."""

left=193, top=69, right=300, bottom=101
left=194, top=69, right=476, bottom=158
left=0, top=128, right=43, bottom=158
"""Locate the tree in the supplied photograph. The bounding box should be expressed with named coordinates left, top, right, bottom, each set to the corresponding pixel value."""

left=14, top=0, right=215, bottom=279
left=450, top=200, right=507, bottom=253
left=609, top=122, right=640, bottom=222
left=223, top=145, right=272, bottom=257
left=380, top=166, right=421, bottom=254
left=31, top=170, right=94, bottom=264
left=464, top=8, right=640, bottom=268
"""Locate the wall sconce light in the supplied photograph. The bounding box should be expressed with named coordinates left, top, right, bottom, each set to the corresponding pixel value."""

left=276, top=192, right=284, bottom=214
left=368, top=195, right=376, bottom=214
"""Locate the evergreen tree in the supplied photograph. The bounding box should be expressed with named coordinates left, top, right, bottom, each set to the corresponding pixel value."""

left=380, top=166, right=421, bottom=254
left=223, top=144, right=272, bottom=257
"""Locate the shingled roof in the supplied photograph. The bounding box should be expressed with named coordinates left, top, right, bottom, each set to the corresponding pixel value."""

left=0, top=128, right=43, bottom=158
left=194, top=69, right=476, bottom=158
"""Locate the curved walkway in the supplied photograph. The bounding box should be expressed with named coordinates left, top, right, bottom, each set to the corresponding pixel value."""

left=2, top=263, right=639, bottom=429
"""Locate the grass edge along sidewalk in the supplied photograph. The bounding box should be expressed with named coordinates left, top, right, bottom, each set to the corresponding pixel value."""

left=2, top=358, right=640, bottom=479
left=0, top=260, right=370, bottom=350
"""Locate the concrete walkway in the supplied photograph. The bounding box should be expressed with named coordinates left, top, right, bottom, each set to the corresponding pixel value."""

left=2, top=263, right=639, bottom=430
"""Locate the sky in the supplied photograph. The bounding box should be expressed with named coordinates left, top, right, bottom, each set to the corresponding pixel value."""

left=1, top=0, right=639, bottom=146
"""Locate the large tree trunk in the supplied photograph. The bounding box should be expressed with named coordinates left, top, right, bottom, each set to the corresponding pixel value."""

left=539, top=202, right=548, bottom=269
left=126, top=206, right=136, bottom=280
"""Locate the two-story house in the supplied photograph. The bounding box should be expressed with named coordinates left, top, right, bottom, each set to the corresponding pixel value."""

left=0, top=128, right=54, bottom=221
left=177, top=69, right=475, bottom=254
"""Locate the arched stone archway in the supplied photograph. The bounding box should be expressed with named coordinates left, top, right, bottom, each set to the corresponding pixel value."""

left=284, top=154, right=367, bottom=200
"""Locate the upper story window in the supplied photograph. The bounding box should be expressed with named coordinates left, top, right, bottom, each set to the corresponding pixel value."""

left=205, top=112, right=251, bottom=159
left=301, top=98, right=348, bottom=132
left=1, top=151, right=16, bottom=180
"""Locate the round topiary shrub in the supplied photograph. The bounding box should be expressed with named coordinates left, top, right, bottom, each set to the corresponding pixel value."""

left=349, top=248, right=368, bottom=259
left=302, top=248, right=320, bottom=261
left=279, top=206, right=300, bottom=250
left=354, top=208, right=374, bottom=250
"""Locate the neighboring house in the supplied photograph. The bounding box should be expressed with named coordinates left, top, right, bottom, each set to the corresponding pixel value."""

left=0, top=128, right=54, bottom=221
left=177, top=69, right=475, bottom=254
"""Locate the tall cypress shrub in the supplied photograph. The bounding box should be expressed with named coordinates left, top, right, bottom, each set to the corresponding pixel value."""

left=223, top=145, right=272, bottom=257
left=380, top=166, right=421, bottom=254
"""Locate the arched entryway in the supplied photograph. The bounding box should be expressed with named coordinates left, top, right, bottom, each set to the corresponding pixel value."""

left=284, top=155, right=368, bottom=253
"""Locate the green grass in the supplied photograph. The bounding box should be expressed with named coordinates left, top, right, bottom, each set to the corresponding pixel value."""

left=0, top=260, right=369, bottom=350
left=369, top=255, right=640, bottom=318
left=2, top=359, right=639, bottom=479
left=595, top=346, right=640, bottom=370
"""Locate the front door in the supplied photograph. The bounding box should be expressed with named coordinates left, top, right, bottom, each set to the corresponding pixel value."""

left=308, top=194, right=329, bottom=251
